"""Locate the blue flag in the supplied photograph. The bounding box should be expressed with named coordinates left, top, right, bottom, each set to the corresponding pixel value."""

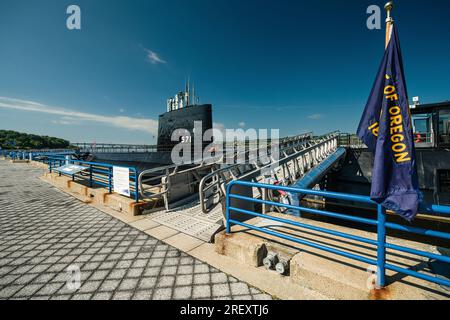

left=357, top=26, right=421, bottom=221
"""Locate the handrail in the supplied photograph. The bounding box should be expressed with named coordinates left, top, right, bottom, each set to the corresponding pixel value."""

left=238, top=133, right=338, bottom=181
left=72, top=133, right=314, bottom=154
left=225, top=180, right=450, bottom=289
left=4, top=150, right=76, bottom=161
left=199, top=164, right=243, bottom=213
left=46, top=156, right=139, bottom=202
left=138, top=132, right=314, bottom=209
left=198, top=133, right=339, bottom=214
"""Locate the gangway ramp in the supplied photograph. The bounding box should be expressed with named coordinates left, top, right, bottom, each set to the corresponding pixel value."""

left=199, top=132, right=341, bottom=215
left=138, top=132, right=313, bottom=210
left=138, top=132, right=343, bottom=243
left=145, top=203, right=224, bottom=242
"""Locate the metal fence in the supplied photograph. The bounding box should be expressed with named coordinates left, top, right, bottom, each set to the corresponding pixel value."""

left=338, top=133, right=366, bottom=148
left=47, top=156, right=139, bottom=202
left=71, top=143, right=157, bottom=153
left=2, top=150, right=76, bottom=160
left=225, top=180, right=450, bottom=288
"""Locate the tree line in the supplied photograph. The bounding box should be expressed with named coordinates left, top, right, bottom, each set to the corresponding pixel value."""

left=0, top=130, right=71, bottom=150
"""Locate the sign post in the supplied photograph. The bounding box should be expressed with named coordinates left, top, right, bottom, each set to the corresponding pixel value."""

left=113, top=166, right=130, bottom=197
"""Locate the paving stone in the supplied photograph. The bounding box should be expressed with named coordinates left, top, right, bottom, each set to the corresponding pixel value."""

left=99, top=279, right=120, bottom=292
left=152, top=287, right=173, bottom=300
left=78, top=280, right=102, bottom=293
left=30, top=295, right=51, bottom=300
left=178, top=265, right=194, bottom=275
left=12, top=284, right=43, bottom=298
left=126, top=267, right=144, bottom=278
left=138, top=277, right=157, bottom=290
left=175, top=274, right=193, bottom=286
left=212, top=283, right=231, bottom=297
left=230, top=282, right=251, bottom=295
left=192, top=285, right=212, bottom=299
left=194, top=273, right=210, bottom=284
left=107, top=269, right=127, bottom=279
left=88, top=270, right=109, bottom=281
left=194, top=263, right=210, bottom=274
left=98, top=261, right=116, bottom=269
left=0, top=160, right=270, bottom=300
left=118, top=278, right=139, bottom=291
left=91, top=291, right=112, bottom=300
left=71, top=293, right=93, bottom=300
left=173, top=286, right=192, bottom=300
left=31, top=273, right=58, bottom=284
left=130, top=219, right=160, bottom=231
left=157, top=275, right=175, bottom=288
left=0, top=275, right=19, bottom=286
left=233, top=294, right=253, bottom=300
left=112, top=291, right=133, bottom=300
left=0, top=285, right=24, bottom=298
left=50, top=294, right=72, bottom=300
left=142, top=267, right=160, bottom=278
left=253, top=293, right=273, bottom=300
left=13, top=273, right=39, bottom=285
left=161, top=266, right=177, bottom=275
left=10, top=265, right=34, bottom=275
left=211, top=272, right=228, bottom=284
left=133, top=289, right=153, bottom=300
left=35, top=282, right=64, bottom=296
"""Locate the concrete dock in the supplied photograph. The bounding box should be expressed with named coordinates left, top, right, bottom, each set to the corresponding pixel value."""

left=1, top=159, right=448, bottom=300
left=0, top=160, right=271, bottom=300
left=215, top=212, right=450, bottom=300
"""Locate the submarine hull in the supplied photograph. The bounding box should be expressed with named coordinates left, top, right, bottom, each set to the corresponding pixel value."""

left=157, top=104, right=212, bottom=152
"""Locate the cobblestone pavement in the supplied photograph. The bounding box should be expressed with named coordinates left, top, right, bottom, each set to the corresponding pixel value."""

left=0, top=161, right=272, bottom=300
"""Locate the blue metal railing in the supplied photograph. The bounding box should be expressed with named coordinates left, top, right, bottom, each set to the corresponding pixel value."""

left=3, top=150, right=76, bottom=161
left=226, top=180, right=450, bottom=289
left=47, top=156, right=139, bottom=202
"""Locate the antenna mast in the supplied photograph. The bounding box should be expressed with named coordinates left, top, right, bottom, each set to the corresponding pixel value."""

left=187, top=76, right=190, bottom=106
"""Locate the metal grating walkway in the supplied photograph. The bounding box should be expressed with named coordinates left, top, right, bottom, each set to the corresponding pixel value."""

left=146, top=203, right=224, bottom=242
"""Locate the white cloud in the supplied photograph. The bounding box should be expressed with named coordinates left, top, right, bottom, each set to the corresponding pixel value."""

left=238, top=121, right=246, bottom=128
left=51, top=116, right=80, bottom=126
left=143, top=48, right=166, bottom=64
left=119, top=108, right=125, bottom=113
left=52, top=119, right=73, bottom=125
left=307, top=113, right=324, bottom=120
left=0, top=96, right=158, bottom=135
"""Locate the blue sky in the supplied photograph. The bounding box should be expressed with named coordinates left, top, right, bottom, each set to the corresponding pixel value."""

left=0, top=0, right=449, bottom=144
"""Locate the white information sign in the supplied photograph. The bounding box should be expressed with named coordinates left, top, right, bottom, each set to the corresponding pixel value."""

left=113, top=166, right=130, bottom=197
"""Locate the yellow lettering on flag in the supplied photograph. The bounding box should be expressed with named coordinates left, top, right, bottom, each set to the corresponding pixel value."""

left=383, top=83, right=411, bottom=164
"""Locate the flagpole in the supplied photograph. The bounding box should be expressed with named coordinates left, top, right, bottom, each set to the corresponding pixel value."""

left=384, top=1, right=394, bottom=48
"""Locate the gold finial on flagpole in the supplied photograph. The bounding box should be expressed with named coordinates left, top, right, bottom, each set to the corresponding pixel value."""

left=384, top=1, right=394, bottom=48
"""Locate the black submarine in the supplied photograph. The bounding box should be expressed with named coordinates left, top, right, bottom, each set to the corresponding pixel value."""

left=90, top=82, right=213, bottom=170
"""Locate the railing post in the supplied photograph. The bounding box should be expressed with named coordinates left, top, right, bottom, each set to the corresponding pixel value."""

left=134, top=169, right=139, bottom=203
left=108, top=167, right=112, bottom=193
left=261, top=184, right=268, bottom=214
left=376, top=205, right=387, bottom=288
left=89, top=165, right=93, bottom=188
left=226, top=182, right=233, bottom=234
